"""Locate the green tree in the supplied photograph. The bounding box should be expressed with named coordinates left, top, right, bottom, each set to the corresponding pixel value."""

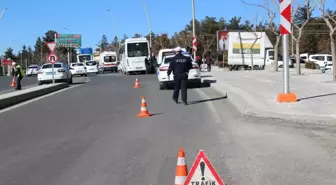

left=33, top=37, right=43, bottom=63
left=4, top=47, right=16, bottom=60
left=133, top=33, right=142, bottom=38
left=27, top=46, right=33, bottom=65
left=98, top=34, right=109, bottom=51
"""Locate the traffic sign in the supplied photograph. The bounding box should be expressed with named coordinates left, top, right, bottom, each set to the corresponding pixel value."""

left=192, top=37, right=197, bottom=52
left=280, top=0, right=292, bottom=35
left=46, top=53, right=58, bottom=64
left=55, top=34, right=82, bottom=48
left=184, top=150, right=225, bottom=185
left=46, top=42, right=57, bottom=52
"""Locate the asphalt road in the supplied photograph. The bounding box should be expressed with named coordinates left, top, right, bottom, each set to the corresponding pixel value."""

left=0, top=74, right=336, bottom=185
left=0, top=75, right=38, bottom=92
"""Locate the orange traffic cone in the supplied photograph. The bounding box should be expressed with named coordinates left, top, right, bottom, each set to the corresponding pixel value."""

left=134, top=78, right=140, bottom=88
left=9, top=77, right=16, bottom=87
left=174, top=148, right=188, bottom=185
left=136, top=97, right=152, bottom=117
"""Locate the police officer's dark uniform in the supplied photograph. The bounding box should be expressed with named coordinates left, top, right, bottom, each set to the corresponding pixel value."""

left=167, top=47, right=193, bottom=105
left=15, top=63, right=24, bottom=90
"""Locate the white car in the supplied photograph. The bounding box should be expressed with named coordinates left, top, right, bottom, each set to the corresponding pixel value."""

left=69, top=62, right=87, bottom=76
left=157, top=54, right=201, bottom=90
left=37, top=63, right=72, bottom=85
left=85, top=61, right=99, bottom=74
left=26, top=65, right=40, bottom=76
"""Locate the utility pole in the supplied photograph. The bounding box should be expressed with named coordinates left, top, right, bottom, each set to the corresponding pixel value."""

left=140, top=0, right=152, bottom=50
left=64, top=28, right=71, bottom=65
left=107, top=9, right=121, bottom=52
left=0, top=8, right=8, bottom=20
left=40, top=43, right=43, bottom=64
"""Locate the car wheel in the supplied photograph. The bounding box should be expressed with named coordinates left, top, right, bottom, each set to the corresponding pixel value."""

left=68, top=77, right=73, bottom=84
left=322, top=69, right=326, bottom=73
left=159, top=83, right=164, bottom=90
left=38, top=81, right=43, bottom=86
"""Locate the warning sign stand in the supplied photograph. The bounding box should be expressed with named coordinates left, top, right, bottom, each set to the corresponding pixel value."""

left=184, top=150, right=225, bottom=185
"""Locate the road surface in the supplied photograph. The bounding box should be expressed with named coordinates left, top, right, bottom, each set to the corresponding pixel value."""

left=0, top=75, right=38, bottom=92
left=0, top=74, right=335, bottom=185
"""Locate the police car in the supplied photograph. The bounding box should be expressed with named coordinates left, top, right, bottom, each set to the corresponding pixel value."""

left=157, top=53, right=201, bottom=90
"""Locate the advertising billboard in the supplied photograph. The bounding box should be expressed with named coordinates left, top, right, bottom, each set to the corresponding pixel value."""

left=229, top=32, right=262, bottom=57
left=217, top=30, right=229, bottom=52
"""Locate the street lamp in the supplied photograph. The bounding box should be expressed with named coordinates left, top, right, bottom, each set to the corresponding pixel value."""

left=140, top=0, right=152, bottom=51
left=64, top=27, right=71, bottom=65
left=0, top=8, right=8, bottom=20
left=106, top=9, right=121, bottom=51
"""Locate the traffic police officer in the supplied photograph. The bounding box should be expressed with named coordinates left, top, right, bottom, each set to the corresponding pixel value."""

left=14, top=63, right=24, bottom=90
left=167, top=47, right=193, bottom=105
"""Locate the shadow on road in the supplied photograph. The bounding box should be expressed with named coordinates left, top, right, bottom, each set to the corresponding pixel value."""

left=201, top=75, right=213, bottom=78
left=188, top=95, right=228, bottom=105
left=151, top=112, right=164, bottom=116
left=297, top=92, right=336, bottom=102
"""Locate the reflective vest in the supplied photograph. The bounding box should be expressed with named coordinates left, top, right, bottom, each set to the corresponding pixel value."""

left=15, top=65, right=25, bottom=77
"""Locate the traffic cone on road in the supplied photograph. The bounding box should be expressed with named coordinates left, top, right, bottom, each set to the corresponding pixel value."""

left=174, top=148, right=188, bottom=185
left=136, top=96, right=152, bottom=117
left=9, top=77, right=16, bottom=87
left=134, top=78, right=140, bottom=88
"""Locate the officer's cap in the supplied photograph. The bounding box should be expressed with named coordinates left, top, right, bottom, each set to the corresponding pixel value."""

left=173, top=47, right=183, bottom=52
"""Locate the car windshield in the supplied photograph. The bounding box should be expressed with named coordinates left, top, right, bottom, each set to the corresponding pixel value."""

left=127, top=42, right=149, bottom=57
left=163, top=57, right=175, bottom=64
left=78, top=55, right=91, bottom=62
left=327, top=56, right=332, bottom=61
left=72, top=63, right=84, bottom=67
left=104, top=56, right=116, bottom=62
left=86, top=61, right=97, bottom=66
left=162, top=51, right=175, bottom=58
left=29, top=66, right=39, bottom=69
left=42, top=64, right=62, bottom=69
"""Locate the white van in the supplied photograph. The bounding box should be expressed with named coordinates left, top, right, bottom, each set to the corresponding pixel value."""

left=157, top=49, right=175, bottom=66
left=99, top=51, right=118, bottom=73
left=119, top=38, right=150, bottom=75
left=300, top=53, right=309, bottom=62
left=227, top=32, right=293, bottom=70
left=308, top=54, right=332, bottom=68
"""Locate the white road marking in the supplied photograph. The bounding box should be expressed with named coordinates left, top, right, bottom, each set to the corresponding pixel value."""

left=0, top=84, right=82, bottom=114
left=196, top=89, right=222, bottom=124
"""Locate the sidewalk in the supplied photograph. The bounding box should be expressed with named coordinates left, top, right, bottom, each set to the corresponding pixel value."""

left=204, top=66, right=336, bottom=125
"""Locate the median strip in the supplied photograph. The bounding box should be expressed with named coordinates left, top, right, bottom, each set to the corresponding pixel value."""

left=0, top=83, right=69, bottom=109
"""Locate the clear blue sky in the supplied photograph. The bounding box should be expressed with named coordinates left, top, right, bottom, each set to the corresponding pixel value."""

left=0, top=0, right=333, bottom=55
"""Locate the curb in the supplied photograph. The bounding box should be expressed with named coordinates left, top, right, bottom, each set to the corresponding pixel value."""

left=208, top=77, right=336, bottom=126
left=0, top=83, right=69, bottom=109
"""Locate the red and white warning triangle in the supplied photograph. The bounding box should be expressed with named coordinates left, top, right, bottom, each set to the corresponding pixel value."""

left=184, top=150, right=225, bottom=185
left=46, top=42, right=57, bottom=52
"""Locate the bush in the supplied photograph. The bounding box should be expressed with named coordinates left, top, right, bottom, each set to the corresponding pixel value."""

left=305, top=61, right=316, bottom=69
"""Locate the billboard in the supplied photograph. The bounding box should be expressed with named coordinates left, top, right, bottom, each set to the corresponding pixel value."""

left=217, top=30, right=229, bottom=52
left=55, top=34, right=82, bottom=48
left=230, top=32, right=262, bottom=56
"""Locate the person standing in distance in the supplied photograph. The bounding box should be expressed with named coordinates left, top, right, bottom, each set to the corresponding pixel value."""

left=167, top=47, right=193, bottom=105
left=14, top=62, right=24, bottom=90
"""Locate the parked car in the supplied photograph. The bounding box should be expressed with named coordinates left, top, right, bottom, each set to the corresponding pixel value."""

left=26, top=65, right=40, bottom=76
left=69, top=62, right=87, bottom=76
left=37, top=63, right=72, bottom=85
left=85, top=61, right=99, bottom=74
left=157, top=54, right=201, bottom=90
